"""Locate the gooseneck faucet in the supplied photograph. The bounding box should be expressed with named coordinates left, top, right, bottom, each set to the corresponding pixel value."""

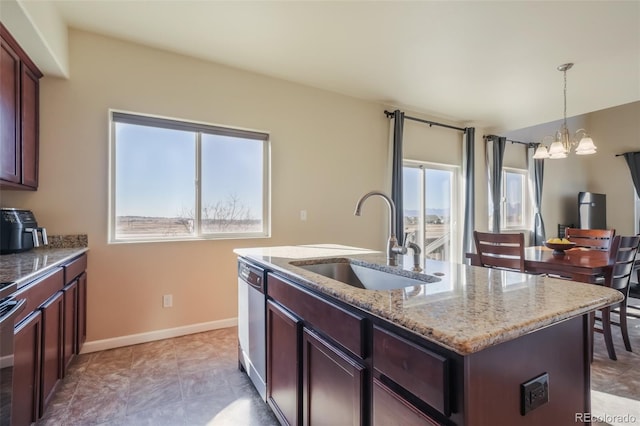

left=354, top=190, right=406, bottom=266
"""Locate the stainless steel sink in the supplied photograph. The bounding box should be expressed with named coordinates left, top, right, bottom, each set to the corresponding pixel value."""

left=294, top=260, right=441, bottom=290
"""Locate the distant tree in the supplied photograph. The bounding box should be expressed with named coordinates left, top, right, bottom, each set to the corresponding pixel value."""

left=176, top=193, right=255, bottom=233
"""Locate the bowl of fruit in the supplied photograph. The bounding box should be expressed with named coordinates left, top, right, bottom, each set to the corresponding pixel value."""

left=544, top=238, right=576, bottom=255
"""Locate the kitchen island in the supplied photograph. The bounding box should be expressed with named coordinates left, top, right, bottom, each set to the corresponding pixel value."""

left=235, top=244, right=622, bottom=426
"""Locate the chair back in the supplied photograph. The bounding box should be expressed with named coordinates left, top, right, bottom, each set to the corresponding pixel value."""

left=473, top=231, right=525, bottom=272
left=565, top=228, right=615, bottom=251
left=606, top=235, right=640, bottom=293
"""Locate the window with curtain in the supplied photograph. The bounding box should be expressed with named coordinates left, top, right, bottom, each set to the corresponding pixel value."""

left=403, top=161, right=459, bottom=262
left=501, top=168, right=529, bottom=230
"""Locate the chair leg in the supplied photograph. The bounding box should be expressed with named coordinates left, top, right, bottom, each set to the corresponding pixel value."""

left=619, top=304, right=632, bottom=352
left=602, top=308, right=617, bottom=361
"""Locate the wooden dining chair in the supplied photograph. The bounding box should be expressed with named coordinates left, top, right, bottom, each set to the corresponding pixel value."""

left=592, top=234, right=640, bottom=361
left=565, top=228, right=616, bottom=251
left=473, top=231, right=525, bottom=272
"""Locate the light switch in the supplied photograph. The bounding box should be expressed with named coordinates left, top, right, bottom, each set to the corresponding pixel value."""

left=300, top=210, right=307, bottom=221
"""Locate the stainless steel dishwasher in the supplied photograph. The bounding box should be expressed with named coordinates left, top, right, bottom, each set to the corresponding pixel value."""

left=237, top=258, right=267, bottom=401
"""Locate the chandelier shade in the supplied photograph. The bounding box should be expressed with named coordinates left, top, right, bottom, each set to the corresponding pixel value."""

left=532, top=63, right=597, bottom=160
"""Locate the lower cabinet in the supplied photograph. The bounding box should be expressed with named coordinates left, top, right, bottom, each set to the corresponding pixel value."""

left=63, top=279, right=78, bottom=374
left=372, top=379, right=439, bottom=426
left=40, top=291, right=64, bottom=414
left=11, top=253, right=88, bottom=425
left=76, top=272, right=87, bottom=352
left=267, top=299, right=301, bottom=426
left=13, top=311, right=42, bottom=426
left=302, top=328, right=364, bottom=426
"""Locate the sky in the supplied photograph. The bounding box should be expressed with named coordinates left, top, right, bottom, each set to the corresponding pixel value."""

left=115, top=122, right=264, bottom=218
left=403, top=167, right=452, bottom=215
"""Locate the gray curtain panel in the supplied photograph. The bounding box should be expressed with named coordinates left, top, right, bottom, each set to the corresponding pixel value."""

left=391, top=110, right=405, bottom=245
left=486, top=136, right=506, bottom=232
left=528, top=146, right=547, bottom=245
left=462, top=128, right=476, bottom=259
left=623, top=151, right=640, bottom=198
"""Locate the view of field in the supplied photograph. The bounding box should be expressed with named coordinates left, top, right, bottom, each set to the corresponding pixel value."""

left=115, top=216, right=262, bottom=238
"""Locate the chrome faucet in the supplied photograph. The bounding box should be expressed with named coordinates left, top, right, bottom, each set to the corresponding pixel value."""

left=354, top=190, right=406, bottom=266
left=404, top=232, right=422, bottom=272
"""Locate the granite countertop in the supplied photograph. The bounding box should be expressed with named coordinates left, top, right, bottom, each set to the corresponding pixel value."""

left=235, top=244, right=623, bottom=355
left=0, top=247, right=88, bottom=288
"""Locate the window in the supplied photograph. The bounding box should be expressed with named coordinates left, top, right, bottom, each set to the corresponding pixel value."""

left=109, top=111, right=270, bottom=243
left=501, top=168, right=528, bottom=230
left=403, top=161, right=459, bottom=262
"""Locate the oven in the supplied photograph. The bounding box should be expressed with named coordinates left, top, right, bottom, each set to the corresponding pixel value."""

left=0, top=282, right=26, bottom=426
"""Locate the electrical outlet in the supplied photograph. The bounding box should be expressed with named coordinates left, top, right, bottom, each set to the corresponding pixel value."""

left=163, top=294, right=173, bottom=308
left=520, top=373, right=549, bottom=415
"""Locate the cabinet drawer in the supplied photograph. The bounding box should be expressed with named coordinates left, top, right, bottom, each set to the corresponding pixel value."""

left=63, top=254, right=87, bottom=284
left=373, top=326, right=450, bottom=416
left=267, top=273, right=365, bottom=358
left=373, top=378, right=439, bottom=426
left=14, top=268, right=64, bottom=325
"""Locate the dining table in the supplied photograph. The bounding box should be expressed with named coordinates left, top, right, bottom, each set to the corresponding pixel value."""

left=466, top=246, right=611, bottom=283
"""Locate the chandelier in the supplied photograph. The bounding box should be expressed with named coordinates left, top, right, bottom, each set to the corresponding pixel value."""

left=533, top=63, right=597, bottom=160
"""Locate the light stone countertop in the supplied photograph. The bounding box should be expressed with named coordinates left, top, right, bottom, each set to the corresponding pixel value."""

left=0, top=247, right=88, bottom=288
left=235, top=244, right=623, bottom=355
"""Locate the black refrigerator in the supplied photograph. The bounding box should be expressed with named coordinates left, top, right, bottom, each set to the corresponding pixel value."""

left=578, top=192, right=607, bottom=229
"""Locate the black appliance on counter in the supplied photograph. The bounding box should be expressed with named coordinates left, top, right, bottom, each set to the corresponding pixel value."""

left=0, top=208, right=48, bottom=254
left=0, top=281, right=26, bottom=426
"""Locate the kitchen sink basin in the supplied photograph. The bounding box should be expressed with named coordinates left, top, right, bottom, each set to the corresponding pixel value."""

left=294, top=260, right=441, bottom=290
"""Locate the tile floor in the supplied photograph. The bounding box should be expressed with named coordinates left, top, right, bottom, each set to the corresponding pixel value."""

left=37, top=327, right=278, bottom=426
left=37, top=304, right=640, bottom=426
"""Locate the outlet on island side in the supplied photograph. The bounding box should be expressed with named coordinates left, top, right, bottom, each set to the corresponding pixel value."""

left=520, top=372, right=549, bottom=415
left=163, top=294, right=173, bottom=308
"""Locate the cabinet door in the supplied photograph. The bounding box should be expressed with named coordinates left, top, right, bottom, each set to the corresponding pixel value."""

left=40, top=291, right=64, bottom=414
left=13, top=310, right=42, bottom=426
left=372, top=378, right=439, bottom=426
left=76, top=272, right=87, bottom=352
left=63, top=279, right=78, bottom=374
left=302, top=328, right=365, bottom=426
left=0, top=33, right=21, bottom=184
left=267, top=300, right=301, bottom=426
left=20, top=64, right=39, bottom=188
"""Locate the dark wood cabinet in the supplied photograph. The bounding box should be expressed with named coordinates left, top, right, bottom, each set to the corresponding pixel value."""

left=63, top=279, right=78, bottom=374
left=372, top=379, right=439, bottom=426
left=77, top=272, right=87, bottom=352
left=266, top=300, right=301, bottom=426
left=40, top=291, right=64, bottom=414
left=11, top=253, right=88, bottom=423
left=0, top=23, right=41, bottom=190
left=13, top=311, right=42, bottom=426
left=302, top=328, right=364, bottom=426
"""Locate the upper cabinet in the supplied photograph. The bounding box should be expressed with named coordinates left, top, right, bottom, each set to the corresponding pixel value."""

left=1, top=23, right=42, bottom=190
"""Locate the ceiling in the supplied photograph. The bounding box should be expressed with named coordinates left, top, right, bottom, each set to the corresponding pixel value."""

left=28, top=1, right=640, bottom=131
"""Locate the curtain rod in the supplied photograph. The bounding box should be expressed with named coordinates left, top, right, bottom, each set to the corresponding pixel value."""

left=384, top=110, right=467, bottom=132
left=484, top=134, right=537, bottom=148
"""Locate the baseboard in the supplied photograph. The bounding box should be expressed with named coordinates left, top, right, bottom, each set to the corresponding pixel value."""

left=80, top=317, right=238, bottom=354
